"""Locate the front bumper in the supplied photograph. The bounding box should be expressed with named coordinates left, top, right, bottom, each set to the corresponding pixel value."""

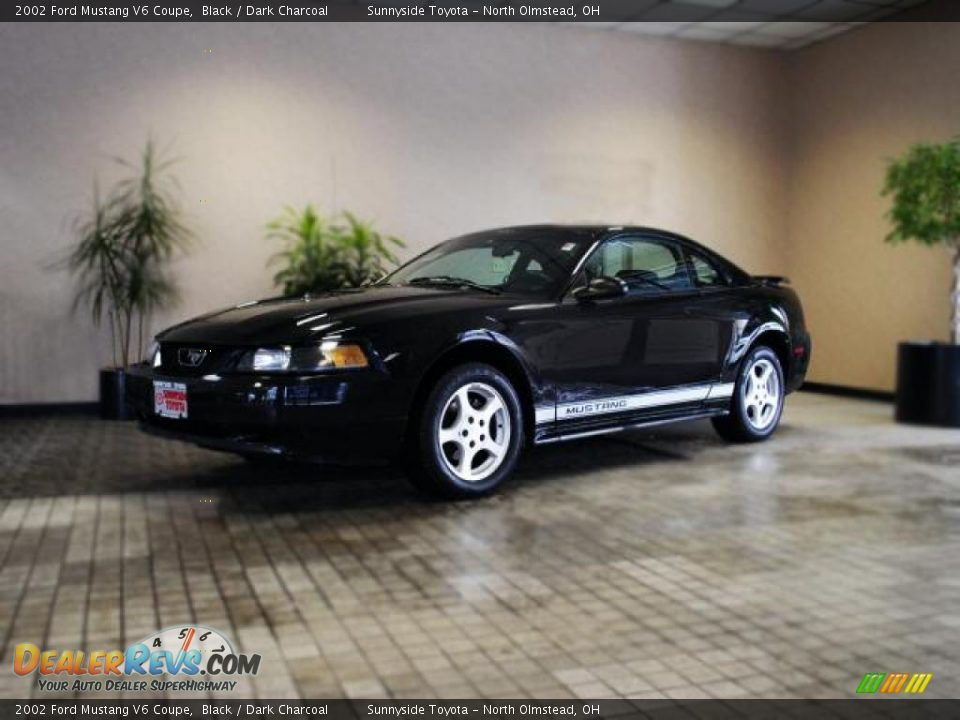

left=126, top=364, right=407, bottom=463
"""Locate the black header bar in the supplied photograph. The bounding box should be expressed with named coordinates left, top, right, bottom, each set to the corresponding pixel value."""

left=1, top=699, right=960, bottom=719
left=3, top=0, right=957, bottom=23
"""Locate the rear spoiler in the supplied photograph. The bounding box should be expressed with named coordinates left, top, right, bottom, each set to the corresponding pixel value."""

left=753, top=275, right=790, bottom=286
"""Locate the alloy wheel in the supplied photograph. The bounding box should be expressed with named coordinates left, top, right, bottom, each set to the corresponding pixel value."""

left=437, top=381, right=511, bottom=483
left=742, top=356, right=782, bottom=431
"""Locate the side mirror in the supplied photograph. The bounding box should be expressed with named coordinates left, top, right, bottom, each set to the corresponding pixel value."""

left=573, top=276, right=627, bottom=303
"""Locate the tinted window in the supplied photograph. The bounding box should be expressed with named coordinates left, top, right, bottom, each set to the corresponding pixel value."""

left=413, top=247, right=520, bottom=287
left=688, top=251, right=726, bottom=288
left=580, top=236, right=692, bottom=294
left=384, top=229, right=594, bottom=298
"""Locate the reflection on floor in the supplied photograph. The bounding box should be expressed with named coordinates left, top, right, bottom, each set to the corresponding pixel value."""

left=0, top=392, right=958, bottom=700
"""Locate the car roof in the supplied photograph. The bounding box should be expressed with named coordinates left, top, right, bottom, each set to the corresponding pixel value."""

left=476, top=224, right=750, bottom=281
left=479, top=223, right=692, bottom=241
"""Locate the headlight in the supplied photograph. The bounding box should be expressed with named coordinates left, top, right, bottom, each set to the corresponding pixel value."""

left=297, top=341, right=370, bottom=370
left=239, top=342, right=369, bottom=372
left=253, top=346, right=291, bottom=371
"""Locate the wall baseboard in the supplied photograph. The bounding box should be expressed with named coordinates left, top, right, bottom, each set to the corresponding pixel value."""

left=800, top=382, right=893, bottom=403
left=0, top=402, right=99, bottom=418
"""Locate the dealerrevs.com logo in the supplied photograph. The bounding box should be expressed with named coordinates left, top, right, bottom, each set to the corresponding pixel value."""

left=14, top=625, right=260, bottom=693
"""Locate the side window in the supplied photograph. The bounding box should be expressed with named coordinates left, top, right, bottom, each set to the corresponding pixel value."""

left=580, top=237, right=692, bottom=294
left=688, top=251, right=727, bottom=288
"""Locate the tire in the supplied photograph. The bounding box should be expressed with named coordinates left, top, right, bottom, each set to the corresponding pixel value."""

left=712, top=346, right=785, bottom=443
left=408, top=363, right=524, bottom=499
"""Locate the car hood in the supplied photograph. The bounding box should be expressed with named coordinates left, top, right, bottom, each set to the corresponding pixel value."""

left=158, top=285, right=513, bottom=346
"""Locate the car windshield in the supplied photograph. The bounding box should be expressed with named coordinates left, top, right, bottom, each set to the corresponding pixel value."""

left=381, top=228, right=595, bottom=298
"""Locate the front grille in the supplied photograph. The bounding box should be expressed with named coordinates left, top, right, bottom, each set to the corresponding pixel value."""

left=157, top=344, right=241, bottom=377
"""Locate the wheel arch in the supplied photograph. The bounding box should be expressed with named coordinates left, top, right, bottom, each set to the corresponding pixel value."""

left=406, top=337, right=538, bottom=446
left=749, top=329, right=791, bottom=382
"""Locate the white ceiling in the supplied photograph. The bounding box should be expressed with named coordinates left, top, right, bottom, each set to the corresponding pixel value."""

left=565, top=0, right=930, bottom=50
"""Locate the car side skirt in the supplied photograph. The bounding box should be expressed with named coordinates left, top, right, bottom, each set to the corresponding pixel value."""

left=534, top=408, right=729, bottom=444
left=532, top=382, right=734, bottom=444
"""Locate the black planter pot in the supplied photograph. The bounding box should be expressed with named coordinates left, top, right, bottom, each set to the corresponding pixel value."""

left=895, top=342, right=960, bottom=428
left=99, top=367, right=133, bottom=420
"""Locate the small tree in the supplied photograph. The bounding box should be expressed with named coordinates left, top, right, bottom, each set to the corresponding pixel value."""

left=267, top=205, right=403, bottom=296
left=338, top=211, right=403, bottom=288
left=883, top=138, right=960, bottom=344
left=267, top=205, right=346, bottom=295
left=64, top=141, right=192, bottom=367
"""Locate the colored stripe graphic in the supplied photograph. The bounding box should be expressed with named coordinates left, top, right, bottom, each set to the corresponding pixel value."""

left=880, top=673, right=909, bottom=693
left=856, top=673, right=885, bottom=694
left=857, top=672, right=932, bottom=695
left=904, top=673, right=933, bottom=694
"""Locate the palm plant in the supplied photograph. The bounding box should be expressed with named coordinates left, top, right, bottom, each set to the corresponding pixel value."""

left=267, top=206, right=346, bottom=296
left=267, top=205, right=403, bottom=296
left=339, top=211, right=404, bottom=288
left=883, top=137, right=960, bottom=344
left=65, top=140, right=191, bottom=367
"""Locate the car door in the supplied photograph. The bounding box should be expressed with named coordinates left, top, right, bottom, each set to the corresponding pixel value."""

left=677, top=245, right=744, bottom=394
left=532, top=233, right=725, bottom=434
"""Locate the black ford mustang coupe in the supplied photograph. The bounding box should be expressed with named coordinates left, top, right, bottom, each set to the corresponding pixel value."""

left=128, top=225, right=810, bottom=498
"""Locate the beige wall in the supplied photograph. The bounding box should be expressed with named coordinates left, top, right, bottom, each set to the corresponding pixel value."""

left=5, top=20, right=958, bottom=402
left=784, top=21, right=960, bottom=393
left=0, top=23, right=789, bottom=403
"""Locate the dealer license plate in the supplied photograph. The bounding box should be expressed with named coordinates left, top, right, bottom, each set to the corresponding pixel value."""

left=154, top=381, right=188, bottom=419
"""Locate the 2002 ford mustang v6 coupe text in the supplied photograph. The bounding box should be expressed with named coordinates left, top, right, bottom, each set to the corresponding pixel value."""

left=128, top=225, right=811, bottom=498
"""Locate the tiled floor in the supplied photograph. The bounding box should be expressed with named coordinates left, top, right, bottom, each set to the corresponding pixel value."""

left=1, top=393, right=958, bottom=700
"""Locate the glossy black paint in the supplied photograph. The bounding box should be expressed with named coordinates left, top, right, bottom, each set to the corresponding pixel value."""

left=127, top=225, right=811, bottom=462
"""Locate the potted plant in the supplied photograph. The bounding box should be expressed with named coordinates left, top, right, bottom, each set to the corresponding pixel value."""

left=883, top=137, right=960, bottom=427
left=267, top=205, right=403, bottom=295
left=64, top=141, right=192, bottom=419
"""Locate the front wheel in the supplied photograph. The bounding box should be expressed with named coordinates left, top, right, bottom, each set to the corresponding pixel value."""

left=408, top=363, right=524, bottom=499
left=712, top=346, right=785, bottom=443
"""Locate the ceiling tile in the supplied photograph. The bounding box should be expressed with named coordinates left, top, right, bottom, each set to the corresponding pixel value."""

left=676, top=25, right=741, bottom=40
left=754, top=20, right=832, bottom=37
left=703, top=9, right=778, bottom=20
left=562, top=22, right=624, bottom=29
left=736, top=0, right=821, bottom=12
left=728, top=33, right=790, bottom=46
left=693, top=20, right=774, bottom=31
left=632, top=3, right=720, bottom=21
left=798, top=22, right=855, bottom=44
left=617, top=21, right=693, bottom=34
left=795, top=0, right=878, bottom=20
left=564, top=0, right=931, bottom=52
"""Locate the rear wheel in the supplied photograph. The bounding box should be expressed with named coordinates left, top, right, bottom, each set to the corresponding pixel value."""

left=408, top=363, right=523, bottom=499
left=712, top=346, right=784, bottom=443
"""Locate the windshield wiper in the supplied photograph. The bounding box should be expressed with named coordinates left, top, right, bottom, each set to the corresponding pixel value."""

left=407, top=276, right=501, bottom=295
